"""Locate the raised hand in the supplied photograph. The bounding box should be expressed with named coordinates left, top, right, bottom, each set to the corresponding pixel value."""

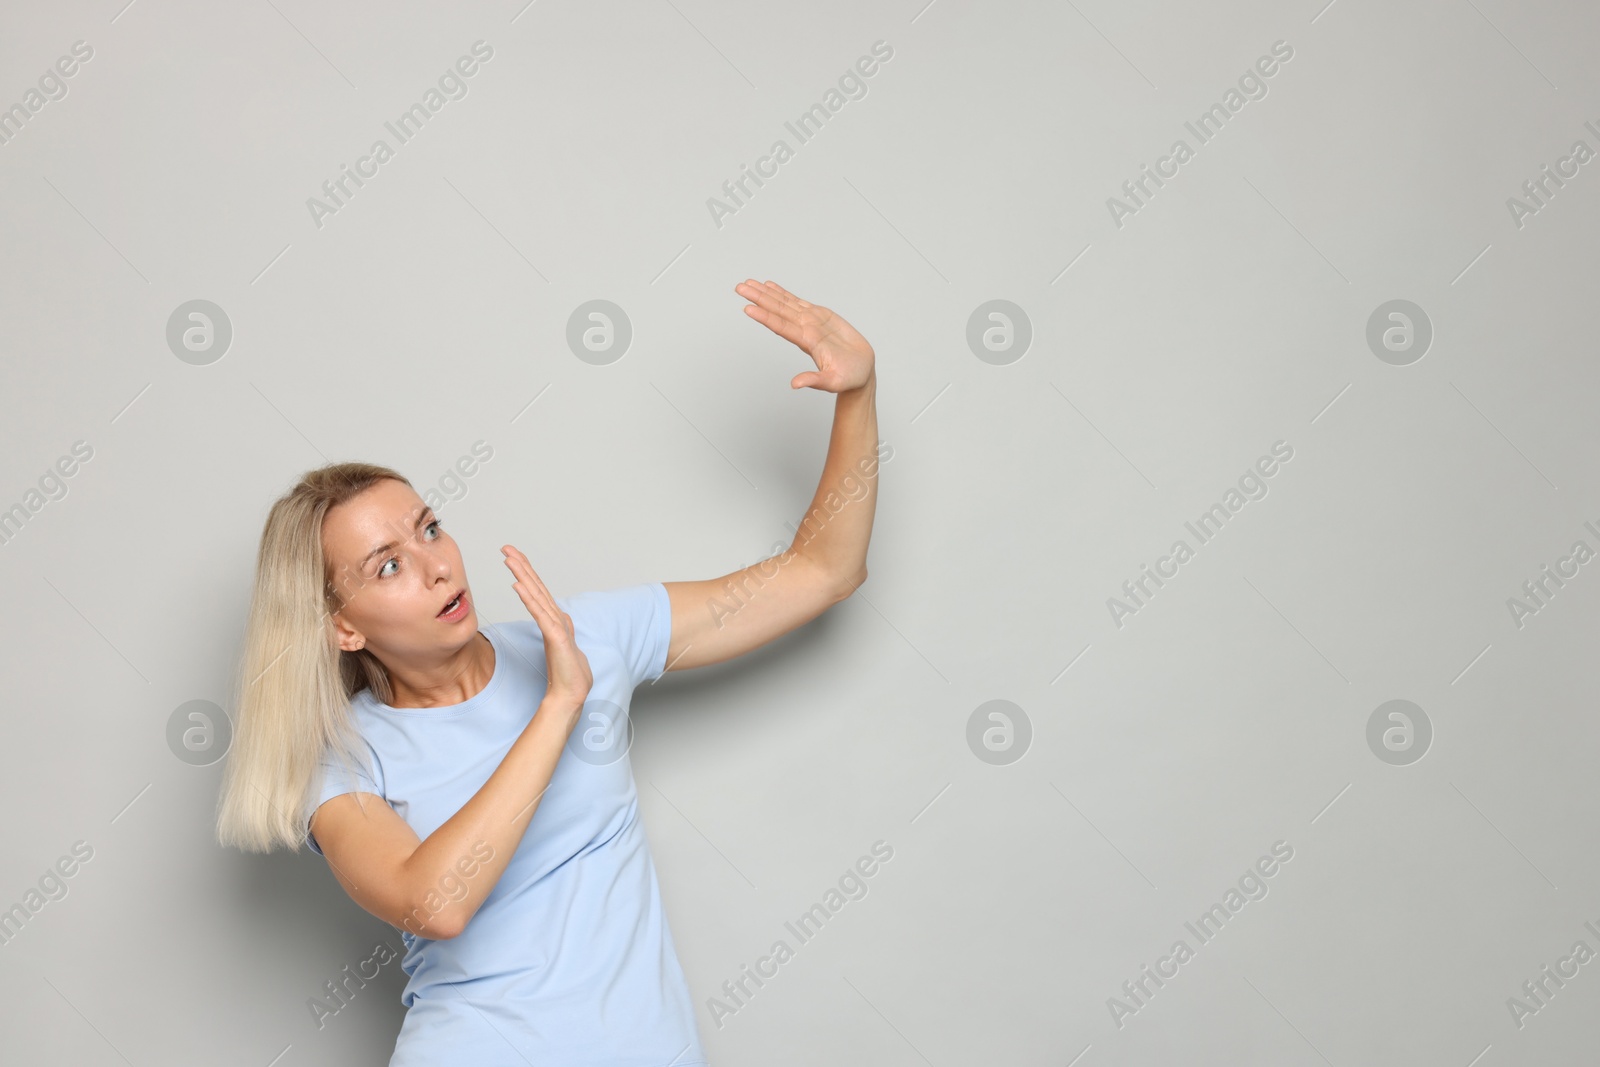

left=501, top=545, right=593, bottom=713
left=735, top=280, right=876, bottom=393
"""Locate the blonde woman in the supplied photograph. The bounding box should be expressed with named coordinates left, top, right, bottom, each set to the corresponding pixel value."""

left=215, top=280, right=881, bottom=1066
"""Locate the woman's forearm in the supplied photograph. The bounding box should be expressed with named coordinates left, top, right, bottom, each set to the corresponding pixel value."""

left=789, top=369, right=881, bottom=584
left=397, top=698, right=579, bottom=938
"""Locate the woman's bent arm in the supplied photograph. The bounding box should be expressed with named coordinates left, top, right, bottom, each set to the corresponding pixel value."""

left=310, top=695, right=580, bottom=939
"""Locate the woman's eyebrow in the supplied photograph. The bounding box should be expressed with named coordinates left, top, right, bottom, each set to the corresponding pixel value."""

left=358, top=508, right=436, bottom=567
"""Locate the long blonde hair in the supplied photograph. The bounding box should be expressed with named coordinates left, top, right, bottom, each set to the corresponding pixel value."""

left=215, top=461, right=411, bottom=853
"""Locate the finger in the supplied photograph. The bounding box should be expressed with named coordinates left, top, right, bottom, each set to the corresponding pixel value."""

left=737, top=279, right=802, bottom=322
left=506, top=559, right=556, bottom=618
left=762, top=280, right=812, bottom=309
left=743, top=302, right=805, bottom=347
left=501, top=547, right=560, bottom=623
left=504, top=552, right=577, bottom=641
left=502, top=545, right=554, bottom=601
left=747, top=279, right=805, bottom=315
left=505, top=568, right=550, bottom=626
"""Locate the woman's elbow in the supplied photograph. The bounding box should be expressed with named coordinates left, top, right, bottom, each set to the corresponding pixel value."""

left=836, top=568, right=867, bottom=601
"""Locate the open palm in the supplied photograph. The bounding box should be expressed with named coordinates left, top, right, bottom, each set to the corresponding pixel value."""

left=735, top=280, right=876, bottom=393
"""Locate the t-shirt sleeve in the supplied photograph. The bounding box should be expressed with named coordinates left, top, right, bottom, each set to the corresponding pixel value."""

left=304, top=744, right=383, bottom=857
left=563, top=581, right=673, bottom=690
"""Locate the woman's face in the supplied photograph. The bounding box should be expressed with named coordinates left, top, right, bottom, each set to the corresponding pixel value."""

left=321, top=479, right=478, bottom=658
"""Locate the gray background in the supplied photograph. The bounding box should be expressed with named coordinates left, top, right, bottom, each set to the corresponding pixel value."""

left=1, top=0, right=1596, bottom=1064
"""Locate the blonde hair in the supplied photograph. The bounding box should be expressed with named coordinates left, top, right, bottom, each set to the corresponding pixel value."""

left=215, top=461, right=414, bottom=853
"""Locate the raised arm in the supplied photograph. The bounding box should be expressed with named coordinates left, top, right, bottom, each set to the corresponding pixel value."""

left=662, top=280, right=882, bottom=673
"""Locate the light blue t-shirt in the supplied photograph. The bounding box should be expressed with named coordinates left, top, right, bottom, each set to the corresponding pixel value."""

left=305, top=582, right=707, bottom=1067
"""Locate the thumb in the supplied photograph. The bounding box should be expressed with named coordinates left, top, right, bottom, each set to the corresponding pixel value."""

left=791, top=371, right=822, bottom=390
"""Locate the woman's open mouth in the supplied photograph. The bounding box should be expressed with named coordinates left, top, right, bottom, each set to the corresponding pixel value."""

left=437, top=591, right=469, bottom=621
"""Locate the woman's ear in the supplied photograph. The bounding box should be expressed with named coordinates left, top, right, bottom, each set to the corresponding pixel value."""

left=329, top=610, right=366, bottom=652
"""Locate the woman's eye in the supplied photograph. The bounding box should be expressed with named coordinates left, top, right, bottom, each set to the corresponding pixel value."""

left=377, top=522, right=440, bottom=578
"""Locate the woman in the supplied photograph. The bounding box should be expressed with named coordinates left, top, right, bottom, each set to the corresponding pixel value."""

left=215, top=280, right=881, bottom=1065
